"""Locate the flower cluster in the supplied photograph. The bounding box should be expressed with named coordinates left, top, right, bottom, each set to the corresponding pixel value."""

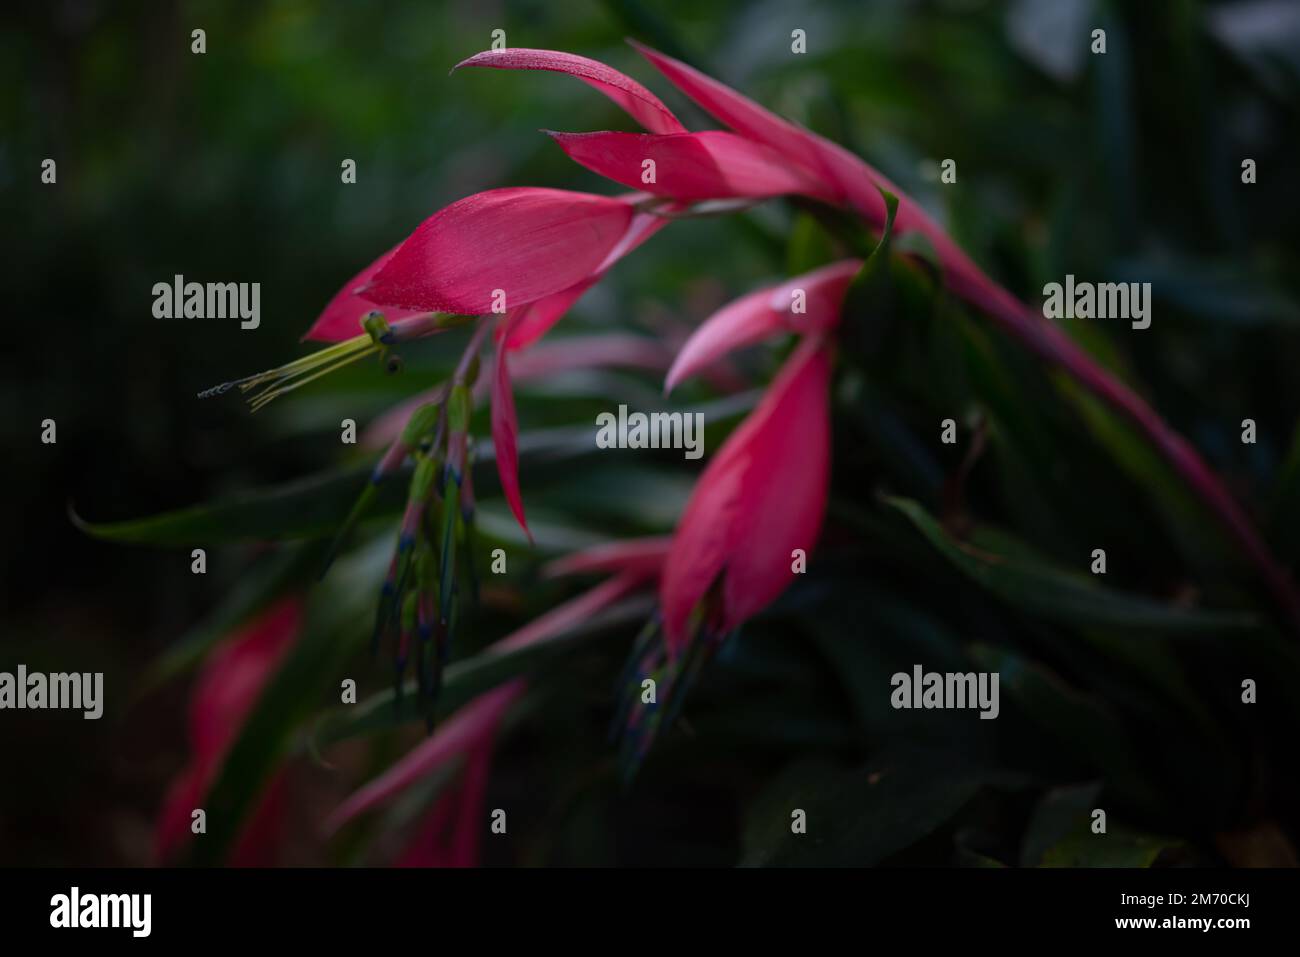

left=191, top=42, right=1296, bottom=862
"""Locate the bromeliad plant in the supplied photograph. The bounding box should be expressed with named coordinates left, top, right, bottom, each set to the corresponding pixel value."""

left=100, top=43, right=1300, bottom=866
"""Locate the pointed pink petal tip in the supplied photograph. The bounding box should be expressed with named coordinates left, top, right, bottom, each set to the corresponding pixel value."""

left=664, top=285, right=775, bottom=394
left=664, top=259, right=859, bottom=392
left=454, top=48, right=685, bottom=135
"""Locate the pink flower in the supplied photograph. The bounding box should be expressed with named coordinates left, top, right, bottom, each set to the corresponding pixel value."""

left=650, top=260, right=860, bottom=652
left=303, top=187, right=657, bottom=342
left=298, top=185, right=673, bottom=538
left=621, top=43, right=1037, bottom=338
left=659, top=337, right=833, bottom=654
left=155, top=597, right=303, bottom=865
left=298, top=187, right=671, bottom=541
left=449, top=49, right=868, bottom=644
left=665, top=259, right=860, bottom=392
left=444, top=47, right=1099, bottom=419
left=458, top=43, right=1300, bottom=625
left=626, top=41, right=903, bottom=221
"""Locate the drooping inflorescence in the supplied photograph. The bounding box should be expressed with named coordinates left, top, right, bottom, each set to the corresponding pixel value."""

left=362, top=335, right=485, bottom=727
left=201, top=307, right=491, bottom=728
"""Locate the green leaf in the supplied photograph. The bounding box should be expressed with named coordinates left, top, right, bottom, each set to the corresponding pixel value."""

left=840, top=188, right=900, bottom=339
left=801, top=576, right=992, bottom=753
left=74, top=463, right=395, bottom=545
left=1041, top=827, right=1185, bottom=867
left=1020, top=782, right=1102, bottom=867
left=71, top=427, right=617, bottom=548
left=741, top=748, right=1014, bottom=867
left=885, top=496, right=1258, bottom=635
left=977, top=645, right=1162, bottom=810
